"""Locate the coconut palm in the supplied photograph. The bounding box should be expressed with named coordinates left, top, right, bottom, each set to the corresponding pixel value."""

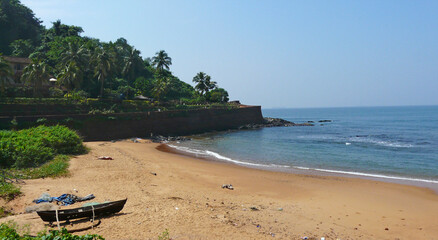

left=60, top=39, right=89, bottom=68
left=152, top=77, right=169, bottom=101
left=93, top=47, right=114, bottom=97
left=192, top=72, right=217, bottom=96
left=57, top=61, right=82, bottom=95
left=151, top=50, right=172, bottom=72
left=21, top=59, right=49, bottom=97
left=122, top=47, right=143, bottom=81
left=0, top=55, right=13, bottom=95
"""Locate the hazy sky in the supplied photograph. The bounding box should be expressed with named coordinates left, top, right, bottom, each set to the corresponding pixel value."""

left=22, top=0, right=438, bottom=108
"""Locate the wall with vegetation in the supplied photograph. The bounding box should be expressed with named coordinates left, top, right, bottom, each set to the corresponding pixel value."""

left=0, top=106, right=263, bottom=141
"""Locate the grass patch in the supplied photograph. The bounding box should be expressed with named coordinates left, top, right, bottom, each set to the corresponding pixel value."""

left=17, top=155, right=70, bottom=179
left=0, top=207, right=12, bottom=218
left=0, top=221, right=104, bottom=239
left=0, top=183, right=21, bottom=201
left=0, top=155, right=70, bottom=202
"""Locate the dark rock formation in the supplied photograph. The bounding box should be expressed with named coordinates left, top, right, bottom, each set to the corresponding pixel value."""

left=318, top=120, right=332, bottom=123
left=238, top=117, right=314, bottom=130
left=150, top=135, right=191, bottom=143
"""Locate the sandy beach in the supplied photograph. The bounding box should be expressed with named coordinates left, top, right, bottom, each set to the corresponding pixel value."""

left=2, top=140, right=438, bottom=239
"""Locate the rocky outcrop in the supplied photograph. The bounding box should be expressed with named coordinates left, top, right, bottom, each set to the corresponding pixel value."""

left=238, top=117, right=314, bottom=130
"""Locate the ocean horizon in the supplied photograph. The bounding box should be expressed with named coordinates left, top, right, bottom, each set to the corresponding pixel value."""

left=168, top=105, right=438, bottom=188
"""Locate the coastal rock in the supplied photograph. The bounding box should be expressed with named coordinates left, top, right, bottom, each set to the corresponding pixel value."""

left=150, top=135, right=191, bottom=143
left=318, top=120, right=332, bottom=123
left=238, top=117, right=314, bottom=130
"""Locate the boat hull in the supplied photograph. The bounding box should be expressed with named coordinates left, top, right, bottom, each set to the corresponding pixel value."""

left=37, top=199, right=127, bottom=222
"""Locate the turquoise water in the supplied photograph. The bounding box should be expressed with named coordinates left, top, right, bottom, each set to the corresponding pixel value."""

left=169, top=106, right=438, bottom=184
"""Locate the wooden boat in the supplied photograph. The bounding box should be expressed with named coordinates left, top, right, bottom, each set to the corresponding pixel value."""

left=37, top=199, right=127, bottom=223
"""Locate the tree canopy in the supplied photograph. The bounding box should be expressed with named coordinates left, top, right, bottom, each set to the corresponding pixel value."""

left=0, top=0, right=43, bottom=55
left=1, top=0, right=230, bottom=104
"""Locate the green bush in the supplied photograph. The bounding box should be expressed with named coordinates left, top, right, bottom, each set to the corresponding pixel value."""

left=0, top=126, right=85, bottom=168
left=0, top=183, right=21, bottom=201
left=0, top=222, right=104, bottom=239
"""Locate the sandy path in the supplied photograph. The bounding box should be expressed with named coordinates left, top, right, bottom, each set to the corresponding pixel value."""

left=1, top=140, right=438, bottom=240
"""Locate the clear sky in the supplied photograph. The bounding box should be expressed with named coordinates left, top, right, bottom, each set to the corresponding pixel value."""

left=22, top=0, right=438, bottom=108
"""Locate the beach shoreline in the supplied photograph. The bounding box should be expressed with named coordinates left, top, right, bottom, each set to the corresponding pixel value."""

left=2, top=140, right=437, bottom=239
left=160, top=143, right=438, bottom=193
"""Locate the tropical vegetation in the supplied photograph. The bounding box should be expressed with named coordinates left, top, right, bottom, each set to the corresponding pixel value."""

left=0, top=222, right=104, bottom=239
left=0, top=125, right=85, bottom=168
left=0, top=0, right=229, bottom=104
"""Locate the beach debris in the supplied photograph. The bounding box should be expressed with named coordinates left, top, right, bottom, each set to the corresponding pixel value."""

left=222, top=184, right=234, bottom=190
left=175, top=207, right=179, bottom=210
left=150, top=172, right=157, bottom=176
left=98, top=156, right=113, bottom=160
left=33, top=193, right=95, bottom=206
left=25, top=203, right=59, bottom=213
left=302, top=237, right=308, bottom=240
left=321, top=238, right=325, bottom=240
left=130, top=137, right=142, bottom=143
left=278, top=208, right=283, bottom=211
left=73, top=188, right=78, bottom=192
left=385, top=227, right=389, bottom=231
left=250, top=206, right=259, bottom=211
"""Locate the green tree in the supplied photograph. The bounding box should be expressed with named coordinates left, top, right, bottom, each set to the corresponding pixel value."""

left=151, top=50, right=172, bottom=72
left=46, top=19, right=83, bottom=39
left=93, top=47, right=114, bottom=97
left=208, top=88, right=229, bottom=102
left=60, top=39, right=89, bottom=68
left=21, top=59, right=49, bottom=97
left=133, top=76, right=153, bottom=97
left=0, top=55, right=13, bottom=95
left=0, top=0, right=43, bottom=55
left=152, top=77, right=170, bottom=101
left=192, top=72, right=216, bottom=96
left=57, top=61, right=82, bottom=95
left=122, top=48, right=143, bottom=82
left=10, top=39, right=35, bottom=57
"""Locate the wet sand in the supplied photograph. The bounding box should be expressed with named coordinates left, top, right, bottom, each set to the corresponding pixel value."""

left=2, top=140, right=438, bottom=239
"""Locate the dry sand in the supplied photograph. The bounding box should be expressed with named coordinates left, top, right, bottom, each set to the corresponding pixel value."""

left=1, top=140, right=438, bottom=239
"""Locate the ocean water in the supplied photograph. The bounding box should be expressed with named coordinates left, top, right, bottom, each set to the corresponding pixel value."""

left=168, top=106, right=438, bottom=185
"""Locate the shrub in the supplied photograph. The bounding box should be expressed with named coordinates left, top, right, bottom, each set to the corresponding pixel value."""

left=49, top=87, right=64, bottom=98
left=0, top=126, right=85, bottom=168
left=0, top=222, right=104, bottom=239
left=0, top=183, right=21, bottom=201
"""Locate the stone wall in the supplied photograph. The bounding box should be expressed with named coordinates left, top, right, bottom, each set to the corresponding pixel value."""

left=0, top=106, right=264, bottom=141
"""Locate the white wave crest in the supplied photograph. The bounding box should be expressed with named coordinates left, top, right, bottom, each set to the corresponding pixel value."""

left=167, top=144, right=290, bottom=168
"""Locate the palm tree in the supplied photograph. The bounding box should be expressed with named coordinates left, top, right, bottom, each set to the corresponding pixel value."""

left=151, top=50, right=172, bottom=72
left=152, top=77, right=169, bottom=101
left=57, top=61, right=82, bottom=96
left=0, top=55, right=13, bottom=95
left=60, top=40, right=89, bottom=68
left=93, top=47, right=114, bottom=97
left=192, top=72, right=217, bottom=96
left=21, top=59, right=49, bottom=97
left=122, top=47, right=143, bottom=81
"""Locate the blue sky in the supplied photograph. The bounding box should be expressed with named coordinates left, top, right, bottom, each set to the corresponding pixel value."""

left=22, top=0, right=438, bottom=108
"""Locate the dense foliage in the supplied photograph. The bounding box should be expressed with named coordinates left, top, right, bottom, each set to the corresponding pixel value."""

left=0, top=0, right=229, bottom=104
left=0, top=0, right=43, bottom=55
left=0, top=125, right=85, bottom=168
left=0, top=222, right=104, bottom=240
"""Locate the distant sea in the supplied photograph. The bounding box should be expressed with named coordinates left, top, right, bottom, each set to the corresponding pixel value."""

left=168, top=106, right=438, bottom=188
